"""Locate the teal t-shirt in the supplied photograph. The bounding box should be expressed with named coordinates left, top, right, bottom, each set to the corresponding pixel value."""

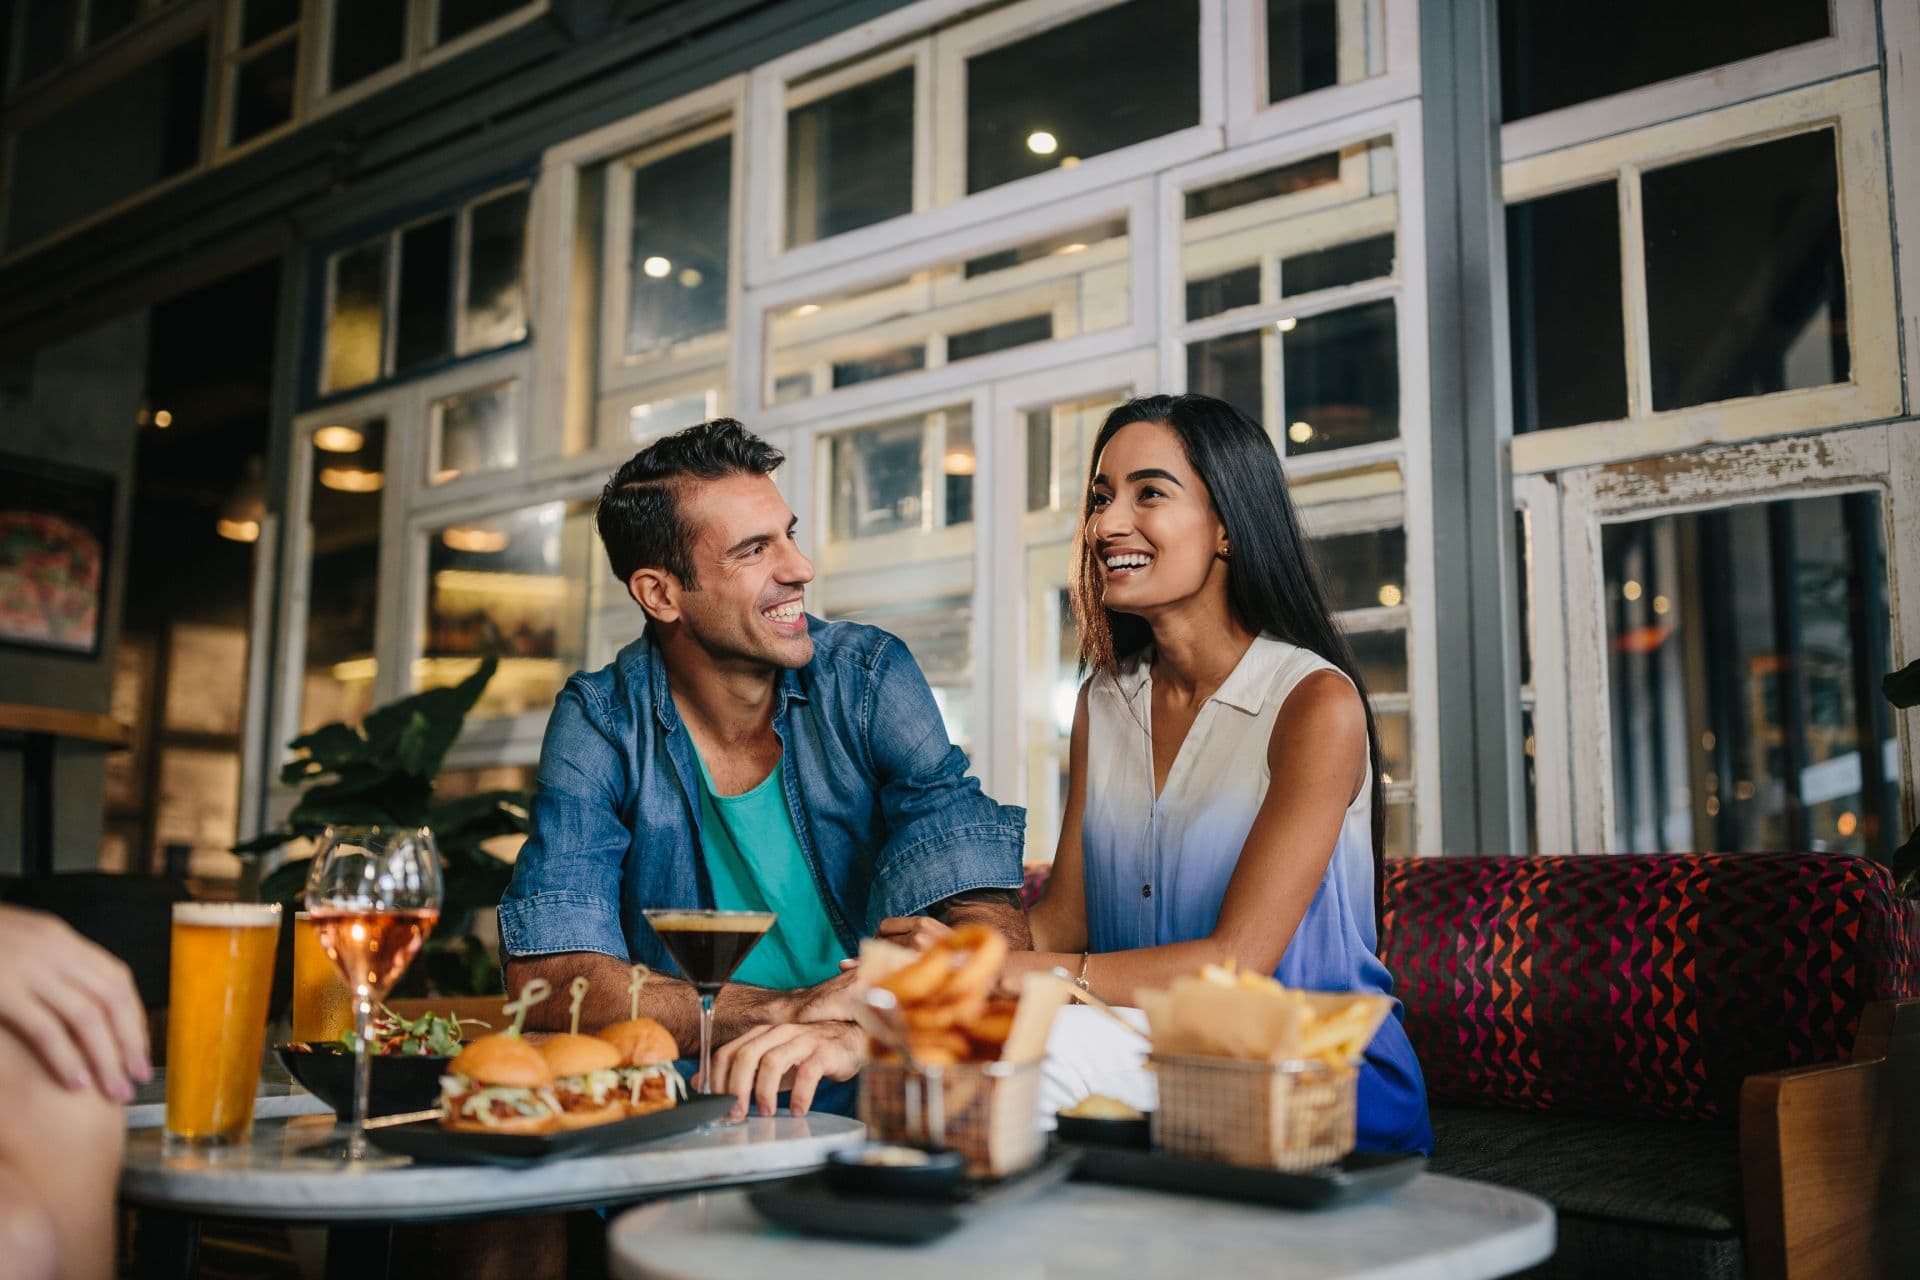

left=690, top=747, right=846, bottom=991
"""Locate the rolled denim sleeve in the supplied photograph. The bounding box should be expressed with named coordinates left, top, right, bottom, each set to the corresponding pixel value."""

left=497, top=680, right=632, bottom=960
left=862, top=636, right=1026, bottom=926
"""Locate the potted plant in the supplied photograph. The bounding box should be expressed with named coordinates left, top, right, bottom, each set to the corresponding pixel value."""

left=236, top=656, right=530, bottom=995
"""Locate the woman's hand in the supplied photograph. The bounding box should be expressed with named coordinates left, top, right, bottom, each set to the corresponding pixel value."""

left=875, top=915, right=953, bottom=952
left=0, top=905, right=150, bottom=1101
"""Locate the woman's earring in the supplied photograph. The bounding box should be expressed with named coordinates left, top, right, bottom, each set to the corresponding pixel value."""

left=1218, top=542, right=1232, bottom=561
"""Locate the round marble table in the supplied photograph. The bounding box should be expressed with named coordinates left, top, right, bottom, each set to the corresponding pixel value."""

left=123, top=1111, right=865, bottom=1222
left=609, top=1173, right=1555, bottom=1280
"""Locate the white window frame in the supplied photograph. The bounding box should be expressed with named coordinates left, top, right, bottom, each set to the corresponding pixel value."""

left=1504, top=73, right=1901, bottom=476
left=744, top=0, right=1226, bottom=289
left=1222, top=0, right=1419, bottom=148
left=1499, top=0, right=1879, bottom=162
left=305, top=0, right=546, bottom=119
left=1514, top=473, right=1572, bottom=854
left=1554, top=422, right=1920, bottom=853
left=213, top=0, right=306, bottom=159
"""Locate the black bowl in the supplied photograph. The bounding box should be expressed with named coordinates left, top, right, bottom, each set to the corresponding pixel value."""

left=1055, top=1112, right=1153, bottom=1150
left=823, top=1145, right=968, bottom=1200
left=276, top=1046, right=450, bottom=1118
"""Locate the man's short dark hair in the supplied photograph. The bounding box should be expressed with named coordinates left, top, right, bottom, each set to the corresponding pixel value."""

left=596, top=419, right=785, bottom=589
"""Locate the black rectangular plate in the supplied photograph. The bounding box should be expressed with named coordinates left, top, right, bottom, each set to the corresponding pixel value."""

left=365, top=1094, right=736, bottom=1167
left=748, top=1149, right=1079, bottom=1245
left=1069, top=1145, right=1423, bottom=1209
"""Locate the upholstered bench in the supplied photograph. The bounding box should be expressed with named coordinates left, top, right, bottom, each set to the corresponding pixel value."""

left=1381, top=853, right=1919, bottom=1280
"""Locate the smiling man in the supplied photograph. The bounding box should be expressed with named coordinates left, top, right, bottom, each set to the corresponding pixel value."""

left=500, top=419, right=1029, bottom=1116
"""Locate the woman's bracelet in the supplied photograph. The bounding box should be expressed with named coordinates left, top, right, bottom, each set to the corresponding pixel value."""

left=1075, top=950, right=1093, bottom=992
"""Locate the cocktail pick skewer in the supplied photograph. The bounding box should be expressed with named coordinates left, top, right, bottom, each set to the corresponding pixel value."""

left=503, top=977, right=551, bottom=1036
left=628, top=964, right=651, bottom=1022
left=569, top=976, right=589, bottom=1036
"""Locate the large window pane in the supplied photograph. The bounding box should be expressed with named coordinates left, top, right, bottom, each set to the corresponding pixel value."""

left=437, top=0, right=525, bottom=45
left=394, top=216, right=455, bottom=372
left=324, top=239, right=387, bottom=393
left=786, top=67, right=914, bottom=247
left=464, top=187, right=530, bottom=352
left=429, top=380, right=519, bottom=485
left=966, top=0, right=1200, bottom=194
left=240, top=0, right=300, bottom=47
left=421, top=502, right=595, bottom=720
left=1602, top=492, right=1894, bottom=856
left=1642, top=131, right=1848, bottom=412
left=627, top=133, right=731, bottom=357
left=85, top=0, right=135, bottom=46
left=329, top=0, right=406, bottom=92
left=1311, top=526, right=1406, bottom=613
left=231, top=40, right=298, bottom=147
left=1182, top=138, right=1397, bottom=322
left=769, top=220, right=1128, bottom=405
left=6, top=38, right=206, bottom=250
left=1025, top=395, right=1117, bottom=515
left=1500, top=0, right=1830, bottom=122
left=829, top=592, right=974, bottom=751
left=1265, top=0, right=1383, bottom=105
left=1507, top=181, right=1628, bottom=432
left=825, top=407, right=974, bottom=543
left=17, top=1, right=73, bottom=86
left=301, top=420, right=387, bottom=733
left=1282, top=300, right=1398, bottom=454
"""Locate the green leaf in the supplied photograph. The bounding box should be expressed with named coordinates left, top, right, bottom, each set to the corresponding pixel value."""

left=286, top=722, right=370, bottom=771
left=260, top=858, right=312, bottom=906
left=1883, top=660, right=1920, bottom=710
left=231, top=830, right=290, bottom=857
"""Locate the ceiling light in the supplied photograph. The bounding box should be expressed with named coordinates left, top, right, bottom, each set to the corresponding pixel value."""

left=1026, top=130, right=1058, bottom=156
left=1623, top=579, right=1643, bottom=601
left=1287, top=421, right=1314, bottom=444
left=313, top=425, right=366, bottom=453
left=678, top=267, right=704, bottom=288
left=1377, top=583, right=1403, bottom=608
left=1275, top=317, right=1298, bottom=332
left=1052, top=242, right=1089, bottom=256
left=1059, top=155, right=1080, bottom=168
left=642, top=255, right=672, bottom=278
left=1652, top=594, right=1671, bottom=615
left=319, top=466, right=384, bottom=493
left=153, top=409, right=173, bottom=428
left=216, top=519, right=261, bottom=543
left=217, top=456, right=266, bottom=545
left=943, top=449, right=976, bottom=477
left=794, top=303, right=821, bottom=317
left=441, top=526, right=511, bottom=553
left=1837, top=811, right=1859, bottom=837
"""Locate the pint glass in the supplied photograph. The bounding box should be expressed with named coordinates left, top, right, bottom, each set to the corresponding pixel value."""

left=164, top=902, right=281, bottom=1145
left=291, top=911, right=354, bottom=1044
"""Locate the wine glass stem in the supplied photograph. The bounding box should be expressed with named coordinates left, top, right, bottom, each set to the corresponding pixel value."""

left=349, top=986, right=374, bottom=1159
left=699, top=991, right=716, bottom=1095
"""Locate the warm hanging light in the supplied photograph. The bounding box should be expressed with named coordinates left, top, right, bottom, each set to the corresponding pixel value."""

left=1287, top=421, right=1314, bottom=444
left=313, top=425, right=366, bottom=453
left=216, top=456, right=266, bottom=543
left=153, top=409, right=174, bottom=428
left=1026, top=130, right=1058, bottom=155
left=642, top=256, right=672, bottom=278
left=441, top=526, right=511, bottom=553
left=319, top=466, right=384, bottom=493
left=943, top=448, right=976, bottom=477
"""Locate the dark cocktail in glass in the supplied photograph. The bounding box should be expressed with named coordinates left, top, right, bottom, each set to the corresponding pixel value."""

left=642, top=909, right=776, bottom=1094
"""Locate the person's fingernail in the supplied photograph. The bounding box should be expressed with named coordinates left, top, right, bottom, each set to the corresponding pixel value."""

left=69, top=1073, right=92, bottom=1093
left=135, top=1060, right=153, bottom=1084
left=116, top=1078, right=135, bottom=1102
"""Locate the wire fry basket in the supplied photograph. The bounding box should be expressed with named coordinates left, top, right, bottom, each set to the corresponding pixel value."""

left=858, top=1058, right=1044, bottom=1179
left=1148, top=1052, right=1357, bottom=1170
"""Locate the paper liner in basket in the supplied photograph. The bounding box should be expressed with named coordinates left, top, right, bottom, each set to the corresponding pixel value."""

left=1135, top=967, right=1393, bottom=1065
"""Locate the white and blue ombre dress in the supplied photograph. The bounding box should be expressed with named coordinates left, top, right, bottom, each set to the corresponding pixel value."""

left=1048, top=634, right=1432, bottom=1154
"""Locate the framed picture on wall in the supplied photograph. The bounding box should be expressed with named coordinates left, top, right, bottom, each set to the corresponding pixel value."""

left=0, top=454, right=116, bottom=658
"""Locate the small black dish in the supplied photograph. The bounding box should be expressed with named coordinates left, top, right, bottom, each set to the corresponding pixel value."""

left=751, top=1148, right=1079, bottom=1244
left=1055, top=1112, right=1153, bottom=1150
left=823, top=1144, right=967, bottom=1200
left=276, top=1046, right=448, bottom=1118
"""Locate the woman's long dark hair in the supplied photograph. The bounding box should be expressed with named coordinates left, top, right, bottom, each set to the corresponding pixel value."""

left=1069, top=393, right=1387, bottom=912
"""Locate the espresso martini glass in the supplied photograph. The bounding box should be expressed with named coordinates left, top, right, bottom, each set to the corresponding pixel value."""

left=641, top=909, right=777, bottom=1096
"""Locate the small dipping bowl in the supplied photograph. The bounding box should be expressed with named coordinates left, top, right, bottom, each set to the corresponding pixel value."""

left=823, top=1143, right=967, bottom=1199
left=1055, top=1111, right=1154, bottom=1150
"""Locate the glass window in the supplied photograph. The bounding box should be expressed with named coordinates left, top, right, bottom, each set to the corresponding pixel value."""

left=1506, top=181, right=1627, bottom=433
left=17, top=1, right=73, bottom=86
left=437, top=0, right=525, bottom=45
left=1265, top=0, right=1384, bottom=106
left=300, top=420, right=388, bottom=733
left=231, top=39, right=299, bottom=146
left=5, top=39, right=207, bottom=251
left=394, top=216, right=455, bottom=372
left=768, top=219, right=1129, bottom=405
left=240, top=0, right=300, bottom=47
left=430, top=380, right=519, bottom=485
left=825, top=406, right=974, bottom=543
left=1384, top=800, right=1413, bottom=859
left=1187, top=302, right=1400, bottom=454
left=421, top=501, right=596, bottom=720
left=1601, top=492, right=1895, bottom=856
left=1347, top=628, right=1406, bottom=694
left=463, top=187, right=530, bottom=352
left=1499, top=0, right=1830, bottom=122
left=1024, top=395, right=1113, bottom=515
left=787, top=67, right=915, bottom=247
left=830, top=592, right=975, bottom=751
left=329, top=0, right=406, bottom=92
left=625, top=389, right=719, bottom=442
left=1641, top=130, right=1848, bottom=412
left=1283, top=235, right=1395, bottom=297
left=1312, top=526, right=1406, bottom=613
left=627, top=132, right=732, bottom=357
left=965, top=0, right=1200, bottom=194
left=86, top=0, right=135, bottom=46
left=324, top=239, right=387, bottom=394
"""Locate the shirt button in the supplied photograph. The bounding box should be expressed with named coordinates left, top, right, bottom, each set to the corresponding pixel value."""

left=1142, top=883, right=1153, bottom=899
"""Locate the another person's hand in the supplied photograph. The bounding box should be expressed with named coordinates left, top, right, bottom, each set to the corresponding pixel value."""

left=877, top=915, right=952, bottom=952
left=0, top=905, right=150, bottom=1101
left=706, top=1021, right=865, bottom=1118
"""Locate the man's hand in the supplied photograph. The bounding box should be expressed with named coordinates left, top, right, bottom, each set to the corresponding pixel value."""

left=788, top=968, right=863, bottom=1024
left=706, top=1021, right=866, bottom=1118
left=0, top=905, right=150, bottom=1101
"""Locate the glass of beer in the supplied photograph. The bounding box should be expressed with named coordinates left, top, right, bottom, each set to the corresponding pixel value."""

left=291, top=911, right=355, bottom=1044
left=164, top=901, right=283, bottom=1146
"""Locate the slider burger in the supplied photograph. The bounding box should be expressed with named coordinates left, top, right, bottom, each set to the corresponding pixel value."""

left=438, top=1034, right=561, bottom=1133
left=596, top=1018, right=687, bottom=1115
left=537, top=1033, right=628, bottom=1129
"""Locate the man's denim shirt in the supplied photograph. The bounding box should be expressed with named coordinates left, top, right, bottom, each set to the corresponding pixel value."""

left=497, top=618, right=1026, bottom=977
